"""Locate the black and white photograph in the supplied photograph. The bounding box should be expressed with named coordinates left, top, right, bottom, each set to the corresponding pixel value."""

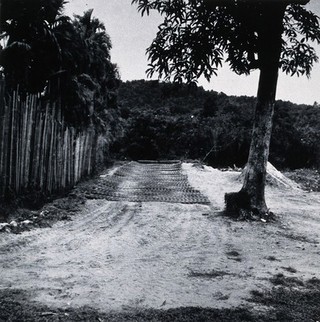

left=0, top=0, right=320, bottom=321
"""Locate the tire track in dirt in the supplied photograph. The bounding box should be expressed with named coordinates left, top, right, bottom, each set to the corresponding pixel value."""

left=3, top=162, right=318, bottom=313
left=0, top=161, right=221, bottom=311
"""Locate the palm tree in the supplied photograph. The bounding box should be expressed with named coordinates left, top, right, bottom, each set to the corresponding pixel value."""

left=0, top=3, right=120, bottom=129
left=0, top=0, right=67, bottom=92
left=64, top=10, right=120, bottom=128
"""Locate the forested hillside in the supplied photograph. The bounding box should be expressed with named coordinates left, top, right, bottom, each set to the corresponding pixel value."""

left=113, top=80, right=320, bottom=169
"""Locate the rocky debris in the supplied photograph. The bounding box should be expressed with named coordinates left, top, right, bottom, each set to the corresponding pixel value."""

left=0, top=194, right=86, bottom=234
left=0, top=219, right=33, bottom=233
left=0, top=222, right=10, bottom=232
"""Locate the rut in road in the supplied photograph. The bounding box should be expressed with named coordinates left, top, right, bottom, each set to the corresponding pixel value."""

left=80, top=161, right=210, bottom=204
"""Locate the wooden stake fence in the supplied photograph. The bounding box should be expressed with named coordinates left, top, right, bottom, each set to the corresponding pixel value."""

left=0, top=83, right=103, bottom=199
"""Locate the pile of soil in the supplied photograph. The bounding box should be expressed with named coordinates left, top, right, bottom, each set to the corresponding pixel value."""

left=237, top=162, right=300, bottom=189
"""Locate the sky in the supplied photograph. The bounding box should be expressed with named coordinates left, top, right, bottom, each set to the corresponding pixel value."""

left=64, top=0, right=320, bottom=105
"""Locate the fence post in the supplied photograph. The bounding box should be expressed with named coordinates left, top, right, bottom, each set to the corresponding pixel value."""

left=0, top=87, right=106, bottom=200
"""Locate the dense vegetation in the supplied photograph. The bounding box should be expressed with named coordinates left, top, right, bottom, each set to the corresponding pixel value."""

left=1, top=1, right=319, bottom=171
left=113, top=80, right=320, bottom=170
left=0, top=0, right=120, bottom=131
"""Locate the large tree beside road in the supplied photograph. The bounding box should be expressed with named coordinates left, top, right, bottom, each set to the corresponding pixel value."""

left=132, top=0, right=320, bottom=219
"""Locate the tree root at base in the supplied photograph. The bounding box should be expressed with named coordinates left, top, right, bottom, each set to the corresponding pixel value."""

left=224, top=191, right=275, bottom=222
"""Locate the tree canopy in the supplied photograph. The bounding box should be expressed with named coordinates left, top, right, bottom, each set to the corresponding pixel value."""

left=0, top=0, right=67, bottom=92
left=0, top=1, right=120, bottom=129
left=132, top=0, right=320, bottom=83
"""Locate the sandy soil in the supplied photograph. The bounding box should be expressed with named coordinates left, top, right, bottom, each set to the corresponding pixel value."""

left=0, top=161, right=320, bottom=320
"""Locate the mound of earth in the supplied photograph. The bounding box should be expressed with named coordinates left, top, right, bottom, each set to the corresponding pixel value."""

left=238, top=162, right=300, bottom=189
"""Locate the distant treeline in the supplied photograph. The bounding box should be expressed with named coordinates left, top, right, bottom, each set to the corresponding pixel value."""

left=112, top=80, right=320, bottom=169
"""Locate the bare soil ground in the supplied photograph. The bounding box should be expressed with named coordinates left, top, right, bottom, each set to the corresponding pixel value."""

left=0, top=161, right=320, bottom=321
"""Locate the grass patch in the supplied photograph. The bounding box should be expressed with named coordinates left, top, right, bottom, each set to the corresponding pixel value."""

left=250, top=276, right=320, bottom=321
left=0, top=289, right=260, bottom=322
left=2, top=278, right=320, bottom=322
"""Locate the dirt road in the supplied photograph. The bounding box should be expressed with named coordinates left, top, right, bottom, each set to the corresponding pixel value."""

left=1, top=161, right=320, bottom=321
left=0, top=161, right=216, bottom=310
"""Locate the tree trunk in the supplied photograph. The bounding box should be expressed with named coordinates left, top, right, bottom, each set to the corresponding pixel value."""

left=225, top=5, right=286, bottom=219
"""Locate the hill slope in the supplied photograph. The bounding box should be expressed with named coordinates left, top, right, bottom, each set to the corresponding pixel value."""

left=113, top=80, right=320, bottom=169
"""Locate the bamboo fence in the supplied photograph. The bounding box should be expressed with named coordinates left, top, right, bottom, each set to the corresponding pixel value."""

left=0, top=82, right=102, bottom=199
